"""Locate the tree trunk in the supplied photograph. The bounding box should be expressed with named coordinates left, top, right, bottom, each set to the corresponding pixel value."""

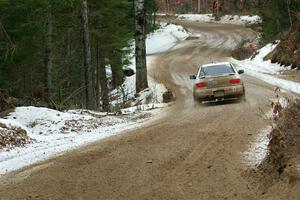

left=66, top=28, right=72, bottom=92
left=99, top=52, right=110, bottom=112
left=95, top=40, right=100, bottom=108
left=287, top=0, right=293, bottom=27
left=198, top=0, right=201, bottom=13
left=45, top=3, right=53, bottom=101
left=240, top=0, right=245, bottom=10
left=110, top=54, right=124, bottom=89
left=134, top=0, right=148, bottom=94
left=235, top=0, right=241, bottom=10
left=165, top=0, right=170, bottom=14
left=82, top=0, right=96, bottom=110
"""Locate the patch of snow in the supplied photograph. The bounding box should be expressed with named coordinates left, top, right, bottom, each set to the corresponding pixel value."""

left=244, top=97, right=294, bottom=167
left=177, top=14, right=213, bottom=23
left=156, top=13, right=167, bottom=16
left=177, top=14, right=262, bottom=25
left=0, top=106, right=163, bottom=175
left=244, top=71, right=300, bottom=94
left=230, top=42, right=300, bottom=94
left=237, top=41, right=282, bottom=75
left=7, top=107, right=94, bottom=137
left=121, top=103, right=166, bottom=114
left=244, top=126, right=272, bottom=167
left=279, top=97, right=289, bottom=109
left=239, top=15, right=262, bottom=25
left=0, top=118, right=27, bottom=131
left=146, top=23, right=189, bottom=54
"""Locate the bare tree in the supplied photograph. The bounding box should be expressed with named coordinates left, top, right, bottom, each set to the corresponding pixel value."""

left=134, top=0, right=148, bottom=93
left=82, top=0, right=96, bottom=109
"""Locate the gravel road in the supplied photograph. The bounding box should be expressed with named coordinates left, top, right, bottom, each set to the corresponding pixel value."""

left=1, top=21, right=296, bottom=200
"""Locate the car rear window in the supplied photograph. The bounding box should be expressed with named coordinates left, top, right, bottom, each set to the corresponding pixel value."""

left=199, top=64, right=235, bottom=77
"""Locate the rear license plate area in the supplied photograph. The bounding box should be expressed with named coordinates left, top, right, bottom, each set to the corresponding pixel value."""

left=214, top=90, right=224, bottom=97
left=208, top=79, right=217, bottom=86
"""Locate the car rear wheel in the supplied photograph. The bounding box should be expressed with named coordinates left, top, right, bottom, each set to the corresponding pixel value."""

left=193, top=95, right=204, bottom=105
left=239, top=87, right=246, bottom=102
left=239, top=94, right=246, bottom=102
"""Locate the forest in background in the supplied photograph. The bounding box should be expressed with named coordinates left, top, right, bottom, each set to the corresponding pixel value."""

left=0, top=0, right=299, bottom=111
left=0, top=0, right=157, bottom=111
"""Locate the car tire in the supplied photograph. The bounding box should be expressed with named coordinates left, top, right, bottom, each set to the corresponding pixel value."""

left=193, top=93, right=197, bottom=101
left=240, top=94, right=246, bottom=102
left=240, top=87, right=246, bottom=102
left=193, top=95, right=198, bottom=104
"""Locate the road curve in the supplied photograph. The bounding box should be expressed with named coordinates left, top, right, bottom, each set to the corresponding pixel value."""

left=0, top=21, right=282, bottom=200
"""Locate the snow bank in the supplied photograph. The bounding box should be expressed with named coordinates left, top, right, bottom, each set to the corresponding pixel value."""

left=0, top=118, right=27, bottom=131
left=244, top=126, right=272, bottom=167
left=177, top=14, right=262, bottom=25
left=177, top=14, right=212, bottom=23
left=0, top=106, right=161, bottom=175
left=238, top=41, right=282, bottom=75
left=230, top=41, right=300, bottom=94
left=146, top=23, right=189, bottom=54
left=244, top=96, right=289, bottom=167
left=234, top=42, right=300, bottom=167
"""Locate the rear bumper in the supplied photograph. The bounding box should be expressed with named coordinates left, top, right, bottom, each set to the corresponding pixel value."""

left=194, top=85, right=244, bottom=101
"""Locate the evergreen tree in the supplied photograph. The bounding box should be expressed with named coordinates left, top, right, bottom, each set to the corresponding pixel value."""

left=0, top=0, right=158, bottom=110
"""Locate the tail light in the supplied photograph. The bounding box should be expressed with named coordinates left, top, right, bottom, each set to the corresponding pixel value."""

left=195, top=82, right=206, bottom=87
left=230, top=79, right=241, bottom=84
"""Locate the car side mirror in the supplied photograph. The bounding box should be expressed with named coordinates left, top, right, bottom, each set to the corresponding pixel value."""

left=238, top=69, right=244, bottom=74
left=190, top=75, right=196, bottom=79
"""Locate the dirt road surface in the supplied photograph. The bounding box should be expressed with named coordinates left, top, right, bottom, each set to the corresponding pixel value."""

left=1, top=21, right=299, bottom=200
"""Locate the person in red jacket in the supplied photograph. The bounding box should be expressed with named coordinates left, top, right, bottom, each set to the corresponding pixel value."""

left=212, top=0, right=218, bottom=13
left=212, top=0, right=222, bottom=14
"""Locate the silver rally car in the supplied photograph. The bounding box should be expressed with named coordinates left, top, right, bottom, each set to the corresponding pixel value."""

left=190, top=62, right=245, bottom=103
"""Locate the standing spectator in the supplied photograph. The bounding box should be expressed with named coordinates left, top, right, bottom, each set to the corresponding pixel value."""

left=212, top=0, right=217, bottom=14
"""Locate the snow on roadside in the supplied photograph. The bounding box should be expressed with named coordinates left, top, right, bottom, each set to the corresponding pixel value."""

left=176, top=14, right=262, bottom=25
left=230, top=42, right=300, bottom=94
left=234, top=41, right=282, bottom=75
left=0, top=106, right=160, bottom=175
left=244, top=97, right=289, bottom=167
left=244, top=126, right=272, bottom=167
left=147, top=23, right=189, bottom=54
left=233, top=41, right=299, bottom=167
left=0, top=118, right=27, bottom=131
